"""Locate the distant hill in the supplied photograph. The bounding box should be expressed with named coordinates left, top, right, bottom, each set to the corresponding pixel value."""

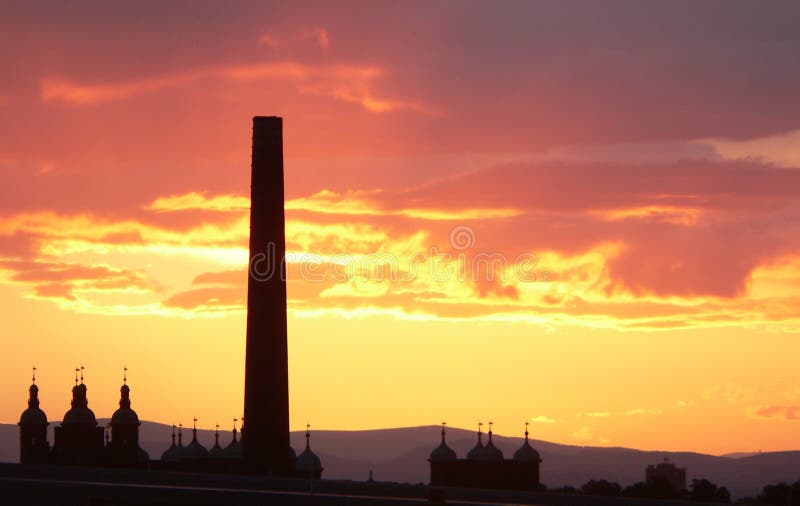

left=2, top=421, right=798, bottom=499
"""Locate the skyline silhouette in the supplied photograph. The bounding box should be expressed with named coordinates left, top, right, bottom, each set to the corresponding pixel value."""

left=1, top=0, right=800, bottom=461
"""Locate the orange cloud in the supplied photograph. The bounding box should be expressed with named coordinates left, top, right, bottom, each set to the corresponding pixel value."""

left=285, top=189, right=520, bottom=220
left=0, top=259, right=159, bottom=305
left=589, top=205, right=702, bottom=225
left=147, top=193, right=250, bottom=213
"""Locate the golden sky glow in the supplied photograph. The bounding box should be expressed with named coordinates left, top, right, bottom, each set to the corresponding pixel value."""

left=1, top=1, right=799, bottom=455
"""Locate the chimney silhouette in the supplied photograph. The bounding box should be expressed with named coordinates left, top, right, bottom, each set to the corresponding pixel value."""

left=242, top=116, right=290, bottom=474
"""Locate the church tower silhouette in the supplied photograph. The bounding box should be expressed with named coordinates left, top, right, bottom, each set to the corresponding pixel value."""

left=18, top=367, right=49, bottom=464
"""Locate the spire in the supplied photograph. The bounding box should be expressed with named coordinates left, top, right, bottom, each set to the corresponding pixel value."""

left=483, top=421, right=504, bottom=460
left=184, top=416, right=209, bottom=458
left=110, top=368, right=138, bottom=426
left=296, top=423, right=322, bottom=471
left=513, top=420, right=541, bottom=462
left=178, top=423, right=183, bottom=446
left=467, top=421, right=486, bottom=460
left=208, top=422, right=224, bottom=457
left=27, top=373, right=40, bottom=410
left=119, top=379, right=131, bottom=410
left=19, top=366, right=48, bottom=427
left=430, top=421, right=457, bottom=461
left=70, top=370, right=88, bottom=409
left=223, top=417, right=241, bottom=457
left=171, top=425, right=176, bottom=448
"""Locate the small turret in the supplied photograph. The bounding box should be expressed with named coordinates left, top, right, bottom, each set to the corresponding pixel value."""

left=429, top=422, right=457, bottom=461
left=483, top=421, right=504, bottom=460
left=62, top=366, right=97, bottom=426
left=109, top=368, right=147, bottom=466
left=18, top=366, right=50, bottom=464
left=513, top=422, right=541, bottom=462
left=209, top=423, right=224, bottom=458
left=223, top=418, right=241, bottom=458
left=161, top=424, right=180, bottom=462
left=466, top=421, right=486, bottom=460
left=182, top=417, right=209, bottom=459
left=295, top=424, right=323, bottom=477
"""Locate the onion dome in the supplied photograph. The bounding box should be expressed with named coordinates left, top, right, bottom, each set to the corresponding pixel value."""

left=161, top=424, right=181, bottom=462
left=19, top=368, right=48, bottom=426
left=182, top=418, right=209, bottom=459
left=223, top=418, right=241, bottom=458
left=483, top=422, right=504, bottom=460
left=466, top=422, right=486, bottom=460
left=295, top=425, right=322, bottom=472
left=209, top=424, right=224, bottom=458
left=429, top=422, right=457, bottom=461
left=110, top=371, right=140, bottom=426
left=513, top=423, right=542, bottom=462
left=62, top=367, right=97, bottom=426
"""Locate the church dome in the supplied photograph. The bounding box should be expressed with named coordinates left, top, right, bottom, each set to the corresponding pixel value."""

left=162, top=424, right=186, bottom=462
left=182, top=421, right=209, bottom=459
left=110, top=384, right=140, bottom=426
left=223, top=420, right=241, bottom=458
left=295, top=427, right=322, bottom=471
left=513, top=425, right=541, bottom=462
left=482, top=423, right=504, bottom=460
left=209, top=425, right=225, bottom=458
left=429, top=423, right=457, bottom=461
left=466, top=424, right=486, bottom=460
left=63, top=383, right=98, bottom=426
left=19, top=384, right=48, bottom=426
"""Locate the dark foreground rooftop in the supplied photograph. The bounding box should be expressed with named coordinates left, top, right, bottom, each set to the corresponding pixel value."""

left=0, top=463, right=720, bottom=506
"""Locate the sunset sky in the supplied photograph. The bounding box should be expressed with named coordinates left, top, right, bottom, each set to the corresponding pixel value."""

left=1, top=1, right=799, bottom=455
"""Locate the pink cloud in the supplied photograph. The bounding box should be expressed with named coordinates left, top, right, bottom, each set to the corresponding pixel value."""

left=39, top=60, right=429, bottom=115
left=752, top=406, right=800, bottom=421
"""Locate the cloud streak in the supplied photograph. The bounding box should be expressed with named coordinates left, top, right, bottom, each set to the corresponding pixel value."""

left=40, top=61, right=432, bottom=114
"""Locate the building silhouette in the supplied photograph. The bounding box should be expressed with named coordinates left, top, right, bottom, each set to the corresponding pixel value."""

left=17, top=368, right=327, bottom=476
left=52, top=368, right=106, bottom=466
left=646, top=458, right=687, bottom=492
left=429, top=422, right=542, bottom=491
left=108, top=368, right=147, bottom=466
left=18, top=117, right=322, bottom=479
left=295, top=425, right=323, bottom=480
left=18, top=368, right=49, bottom=465
left=19, top=368, right=149, bottom=467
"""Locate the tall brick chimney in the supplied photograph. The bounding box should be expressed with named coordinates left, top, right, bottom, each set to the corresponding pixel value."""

left=242, top=116, right=291, bottom=474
